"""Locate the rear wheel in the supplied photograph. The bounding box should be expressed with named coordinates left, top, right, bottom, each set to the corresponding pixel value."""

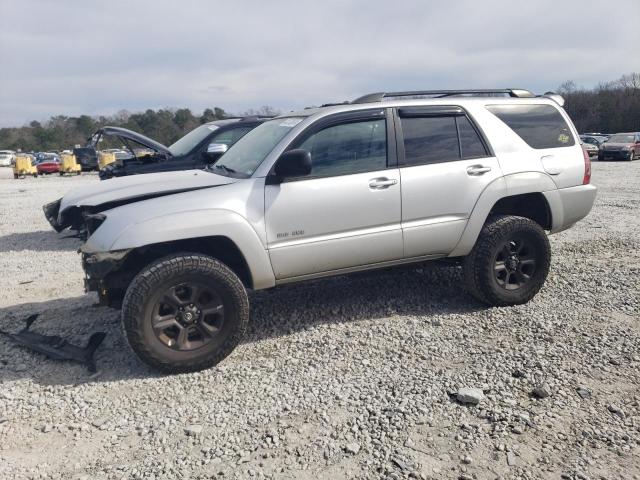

left=122, top=253, right=249, bottom=373
left=463, top=215, right=551, bottom=306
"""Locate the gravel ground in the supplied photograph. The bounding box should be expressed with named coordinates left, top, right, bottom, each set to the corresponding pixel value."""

left=0, top=163, right=638, bottom=480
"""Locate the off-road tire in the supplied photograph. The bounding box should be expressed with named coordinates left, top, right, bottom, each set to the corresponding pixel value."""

left=463, top=215, right=551, bottom=306
left=122, top=253, right=249, bottom=373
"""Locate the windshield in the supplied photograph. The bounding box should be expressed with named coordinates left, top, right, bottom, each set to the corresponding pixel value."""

left=168, top=124, right=219, bottom=156
left=212, top=117, right=303, bottom=177
left=607, top=134, right=634, bottom=143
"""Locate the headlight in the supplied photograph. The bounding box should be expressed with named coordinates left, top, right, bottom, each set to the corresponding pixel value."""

left=83, top=213, right=106, bottom=236
left=622, top=146, right=631, bottom=151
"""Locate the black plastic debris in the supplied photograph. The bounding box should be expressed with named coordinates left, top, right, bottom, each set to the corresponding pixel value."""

left=0, top=314, right=106, bottom=373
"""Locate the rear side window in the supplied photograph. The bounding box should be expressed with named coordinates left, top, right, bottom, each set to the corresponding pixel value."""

left=457, top=116, right=488, bottom=159
left=399, top=115, right=489, bottom=166
left=400, top=116, right=459, bottom=165
left=487, top=104, right=575, bottom=149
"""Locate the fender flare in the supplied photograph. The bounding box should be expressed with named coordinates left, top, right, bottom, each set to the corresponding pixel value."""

left=109, top=209, right=276, bottom=289
left=449, top=172, right=559, bottom=257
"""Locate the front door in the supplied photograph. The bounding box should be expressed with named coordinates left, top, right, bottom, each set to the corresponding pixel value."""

left=265, top=110, right=403, bottom=280
left=394, top=107, right=502, bottom=257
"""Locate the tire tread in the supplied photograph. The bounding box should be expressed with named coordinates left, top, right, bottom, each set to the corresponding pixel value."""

left=121, top=253, right=249, bottom=373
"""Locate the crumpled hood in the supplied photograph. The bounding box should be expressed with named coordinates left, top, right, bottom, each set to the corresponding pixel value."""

left=60, top=169, right=235, bottom=211
left=45, top=169, right=237, bottom=232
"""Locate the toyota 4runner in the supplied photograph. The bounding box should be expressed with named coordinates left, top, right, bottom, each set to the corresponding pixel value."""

left=44, top=88, right=597, bottom=373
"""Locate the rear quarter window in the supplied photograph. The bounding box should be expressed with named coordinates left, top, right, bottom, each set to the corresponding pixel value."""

left=486, top=104, right=575, bottom=149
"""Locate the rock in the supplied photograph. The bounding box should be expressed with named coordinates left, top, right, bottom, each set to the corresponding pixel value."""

left=462, top=455, right=472, bottom=464
left=184, top=424, right=203, bottom=436
left=0, top=417, right=8, bottom=424
left=42, top=424, right=52, bottom=433
left=91, top=416, right=109, bottom=428
left=531, top=384, right=551, bottom=399
left=512, top=425, right=524, bottom=434
left=456, top=388, right=484, bottom=405
left=609, top=358, right=621, bottom=366
left=507, top=451, right=517, bottom=466
left=607, top=405, right=624, bottom=418
left=512, top=369, right=525, bottom=378
left=576, top=386, right=591, bottom=399
left=344, top=442, right=361, bottom=455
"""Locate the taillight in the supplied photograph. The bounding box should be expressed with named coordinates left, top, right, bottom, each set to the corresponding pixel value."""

left=582, top=147, right=591, bottom=184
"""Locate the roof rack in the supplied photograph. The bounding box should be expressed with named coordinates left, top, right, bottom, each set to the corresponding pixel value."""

left=352, top=89, right=535, bottom=104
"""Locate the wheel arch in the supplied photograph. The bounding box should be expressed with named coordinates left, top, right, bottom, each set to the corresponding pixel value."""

left=449, top=172, right=558, bottom=257
left=103, top=209, right=276, bottom=290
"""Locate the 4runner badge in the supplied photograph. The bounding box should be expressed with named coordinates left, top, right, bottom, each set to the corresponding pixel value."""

left=276, top=230, right=305, bottom=239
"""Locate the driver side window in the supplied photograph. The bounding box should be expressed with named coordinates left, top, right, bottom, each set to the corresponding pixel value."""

left=298, top=119, right=387, bottom=178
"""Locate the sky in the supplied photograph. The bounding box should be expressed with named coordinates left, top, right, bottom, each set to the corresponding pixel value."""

left=0, top=0, right=639, bottom=127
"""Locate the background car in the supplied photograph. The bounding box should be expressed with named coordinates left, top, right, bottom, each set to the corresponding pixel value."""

left=580, top=134, right=608, bottom=147
left=0, top=150, right=15, bottom=166
left=97, top=117, right=270, bottom=179
left=35, top=152, right=61, bottom=174
left=581, top=142, right=598, bottom=157
left=598, top=132, right=640, bottom=161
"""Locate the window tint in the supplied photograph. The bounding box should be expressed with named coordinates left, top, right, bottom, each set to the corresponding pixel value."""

left=298, top=119, right=387, bottom=177
left=400, top=116, right=459, bottom=166
left=457, top=116, right=488, bottom=159
left=486, top=104, right=575, bottom=149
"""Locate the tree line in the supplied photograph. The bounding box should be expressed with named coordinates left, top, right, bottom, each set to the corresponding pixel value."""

left=558, top=72, right=639, bottom=134
left=0, top=106, right=280, bottom=152
left=1, top=73, right=638, bottom=152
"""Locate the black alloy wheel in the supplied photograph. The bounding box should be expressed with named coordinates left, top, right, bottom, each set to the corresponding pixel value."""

left=493, top=237, right=538, bottom=291
left=151, top=281, right=225, bottom=351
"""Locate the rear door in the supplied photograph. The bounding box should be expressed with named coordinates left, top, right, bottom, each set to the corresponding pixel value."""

left=395, top=106, right=502, bottom=257
left=265, top=109, right=403, bottom=279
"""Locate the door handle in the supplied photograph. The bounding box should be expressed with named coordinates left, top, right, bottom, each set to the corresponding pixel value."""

left=466, top=165, right=492, bottom=176
left=368, top=177, right=398, bottom=189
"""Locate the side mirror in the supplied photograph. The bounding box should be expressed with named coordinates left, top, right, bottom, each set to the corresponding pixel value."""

left=273, top=149, right=312, bottom=179
left=207, top=143, right=228, bottom=154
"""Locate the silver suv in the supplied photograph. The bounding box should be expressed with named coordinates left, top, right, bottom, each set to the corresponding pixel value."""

left=45, top=89, right=597, bottom=372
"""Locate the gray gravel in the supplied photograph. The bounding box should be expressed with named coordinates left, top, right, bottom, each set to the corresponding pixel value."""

left=0, top=162, right=639, bottom=480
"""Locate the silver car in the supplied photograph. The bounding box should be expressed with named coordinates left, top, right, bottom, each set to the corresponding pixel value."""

left=45, top=88, right=597, bottom=372
left=0, top=150, right=15, bottom=167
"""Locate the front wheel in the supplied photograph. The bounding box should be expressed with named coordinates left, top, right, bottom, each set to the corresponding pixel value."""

left=463, top=215, right=551, bottom=306
left=629, top=151, right=636, bottom=161
left=122, top=253, right=249, bottom=373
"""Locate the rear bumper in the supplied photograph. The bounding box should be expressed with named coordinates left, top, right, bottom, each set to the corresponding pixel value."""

left=545, top=184, right=597, bottom=233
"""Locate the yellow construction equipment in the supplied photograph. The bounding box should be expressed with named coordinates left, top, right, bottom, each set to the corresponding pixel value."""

left=13, top=155, right=38, bottom=178
left=98, top=151, right=116, bottom=170
left=59, top=153, right=82, bottom=176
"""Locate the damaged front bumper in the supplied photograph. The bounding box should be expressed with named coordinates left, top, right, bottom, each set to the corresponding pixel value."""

left=43, top=198, right=64, bottom=232
left=82, top=249, right=131, bottom=298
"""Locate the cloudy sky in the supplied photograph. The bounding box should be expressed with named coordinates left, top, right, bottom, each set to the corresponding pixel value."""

left=1, top=0, right=638, bottom=127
